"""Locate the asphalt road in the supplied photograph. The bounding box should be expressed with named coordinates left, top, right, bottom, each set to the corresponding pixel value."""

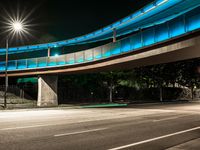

left=1, top=102, right=200, bottom=150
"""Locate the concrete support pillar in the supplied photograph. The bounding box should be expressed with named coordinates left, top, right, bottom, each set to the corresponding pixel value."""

left=37, top=75, right=58, bottom=107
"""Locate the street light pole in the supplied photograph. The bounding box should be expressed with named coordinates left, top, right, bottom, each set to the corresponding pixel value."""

left=4, top=39, right=8, bottom=109
left=2, top=19, right=29, bottom=109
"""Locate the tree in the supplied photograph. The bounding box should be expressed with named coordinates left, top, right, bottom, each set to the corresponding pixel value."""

left=131, top=63, right=180, bottom=102
left=101, top=71, right=124, bottom=103
left=177, top=59, right=200, bottom=100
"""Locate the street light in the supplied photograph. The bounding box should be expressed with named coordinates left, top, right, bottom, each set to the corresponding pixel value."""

left=4, top=21, right=24, bottom=109
left=12, top=22, right=23, bottom=31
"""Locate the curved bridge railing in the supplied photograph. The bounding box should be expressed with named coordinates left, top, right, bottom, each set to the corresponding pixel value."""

left=0, top=7, right=200, bottom=72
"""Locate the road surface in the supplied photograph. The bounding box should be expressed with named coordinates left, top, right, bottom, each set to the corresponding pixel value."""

left=1, top=102, right=200, bottom=150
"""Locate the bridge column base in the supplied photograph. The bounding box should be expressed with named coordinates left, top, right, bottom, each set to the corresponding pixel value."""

left=37, top=75, right=58, bottom=107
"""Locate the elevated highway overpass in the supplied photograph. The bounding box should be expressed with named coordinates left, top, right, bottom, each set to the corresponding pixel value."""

left=0, top=32, right=199, bottom=77
left=0, top=0, right=200, bottom=106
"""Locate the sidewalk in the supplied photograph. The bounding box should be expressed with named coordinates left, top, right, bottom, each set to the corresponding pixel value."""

left=167, top=138, right=200, bottom=150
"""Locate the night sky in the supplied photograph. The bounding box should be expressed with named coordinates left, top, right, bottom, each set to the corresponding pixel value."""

left=0, top=0, right=154, bottom=47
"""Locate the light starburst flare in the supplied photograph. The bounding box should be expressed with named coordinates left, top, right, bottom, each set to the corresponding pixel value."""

left=0, top=5, right=37, bottom=43
left=5, top=18, right=30, bottom=40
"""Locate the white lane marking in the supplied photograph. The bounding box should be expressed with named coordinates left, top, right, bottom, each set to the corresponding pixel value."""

left=108, top=126, right=200, bottom=150
left=153, top=114, right=191, bottom=122
left=0, top=124, right=55, bottom=131
left=54, top=128, right=107, bottom=137
left=153, top=116, right=180, bottom=122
